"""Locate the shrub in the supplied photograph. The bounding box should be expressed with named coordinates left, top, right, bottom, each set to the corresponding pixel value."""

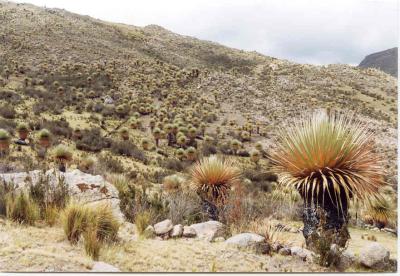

left=6, top=192, right=39, bottom=225
left=135, top=210, right=151, bottom=236
left=190, top=155, right=241, bottom=206
left=110, top=175, right=137, bottom=222
left=166, top=191, right=204, bottom=225
left=97, top=153, right=124, bottom=174
left=0, top=105, right=16, bottom=119
left=93, top=203, right=120, bottom=242
left=42, top=119, right=72, bottom=138
left=0, top=118, right=16, bottom=135
left=44, top=205, right=59, bottom=226
left=161, top=158, right=184, bottom=172
left=110, top=140, right=147, bottom=162
left=162, top=174, right=184, bottom=193
left=61, top=203, right=93, bottom=244
left=0, top=180, right=16, bottom=216
left=75, top=128, right=111, bottom=152
left=53, top=144, right=73, bottom=162
left=83, top=226, right=101, bottom=260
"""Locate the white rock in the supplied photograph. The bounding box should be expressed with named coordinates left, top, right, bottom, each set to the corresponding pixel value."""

left=182, top=226, right=196, bottom=237
left=0, top=169, right=124, bottom=221
left=359, top=242, right=390, bottom=268
left=154, top=219, right=173, bottom=235
left=225, top=233, right=265, bottom=248
left=171, top=224, right=183, bottom=238
left=339, top=249, right=356, bottom=269
left=290, top=246, right=314, bottom=262
left=91, top=262, right=120, bottom=272
left=190, top=220, right=225, bottom=241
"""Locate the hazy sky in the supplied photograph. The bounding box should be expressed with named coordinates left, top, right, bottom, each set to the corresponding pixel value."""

left=12, top=0, right=398, bottom=65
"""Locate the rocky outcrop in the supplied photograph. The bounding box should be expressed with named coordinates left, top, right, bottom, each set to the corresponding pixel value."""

left=0, top=169, right=124, bottom=221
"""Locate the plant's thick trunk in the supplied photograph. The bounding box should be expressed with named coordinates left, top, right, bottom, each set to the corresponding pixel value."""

left=201, top=199, right=219, bottom=221
left=300, top=183, right=351, bottom=249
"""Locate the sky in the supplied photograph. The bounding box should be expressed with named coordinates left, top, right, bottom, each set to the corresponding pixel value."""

left=12, top=0, right=399, bottom=65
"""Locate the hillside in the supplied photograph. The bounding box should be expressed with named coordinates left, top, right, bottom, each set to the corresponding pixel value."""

left=0, top=1, right=398, bottom=273
left=359, top=47, right=398, bottom=77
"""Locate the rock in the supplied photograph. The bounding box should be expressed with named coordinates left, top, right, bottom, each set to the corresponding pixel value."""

left=214, top=237, right=225, bottom=242
left=290, top=246, right=314, bottom=262
left=171, top=224, right=183, bottom=238
left=338, top=249, right=356, bottom=270
left=225, top=233, right=265, bottom=248
left=182, top=226, right=196, bottom=237
left=154, top=219, right=173, bottom=235
left=143, top=225, right=155, bottom=238
left=359, top=242, right=390, bottom=268
left=383, top=228, right=397, bottom=236
left=190, top=221, right=225, bottom=241
left=0, top=169, right=123, bottom=221
left=91, top=262, right=120, bottom=272
left=278, top=247, right=291, bottom=256
left=104, top=96, right=114, bottom=104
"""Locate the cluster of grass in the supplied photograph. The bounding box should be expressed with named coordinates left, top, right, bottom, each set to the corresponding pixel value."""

left=61, top=202, right=120, bottom=260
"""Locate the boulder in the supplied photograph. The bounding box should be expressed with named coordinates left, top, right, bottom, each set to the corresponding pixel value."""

left=0, top=169, right=123, bottom=221
left=91, top=262, right=120, bottom=272
left=182, top=226, right=196, bottom=238
left=338, top=249, right=356, bottom=270
left=154, top=219, right=173, bottom=235
left=190, top=220, right=225, bottom=241
left=171, top=224, right=183, bottom=238
left=290, top=246, right=314, bottom=262
left=359, top=242, right=390, bottom=268
left=278, top=247, right=291, bottom=256
left=225, top=233, right=265, bottom=248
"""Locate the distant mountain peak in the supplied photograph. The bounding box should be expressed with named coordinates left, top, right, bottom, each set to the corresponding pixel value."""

left=359, top=47, right=398, bottom=77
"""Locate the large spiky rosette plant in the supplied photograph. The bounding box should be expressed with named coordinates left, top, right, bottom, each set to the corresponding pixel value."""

left=270, top=110, right=385, bottom=245
left=190, top=155, right=241, bottom=220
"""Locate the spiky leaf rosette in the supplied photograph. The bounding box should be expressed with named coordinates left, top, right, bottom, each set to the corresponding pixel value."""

left=190, top=155, right=241, bottom=205
left=270, top=111, right=385, bottom=210
left=364, top=196, right=395, bottom=227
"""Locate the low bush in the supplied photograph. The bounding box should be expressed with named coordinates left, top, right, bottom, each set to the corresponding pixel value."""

left=97, top=153, right=125, bottom=174
left=6, top=192, right=40, bottom=225
left=110, top=140, right=147, bottom=162
left=75, top=128, right=111, bottom=152
left=0, top=105, right=16, bottom=119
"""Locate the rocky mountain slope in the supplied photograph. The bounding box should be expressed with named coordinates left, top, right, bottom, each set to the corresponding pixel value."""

left=359, top=47, right=398, bottom=77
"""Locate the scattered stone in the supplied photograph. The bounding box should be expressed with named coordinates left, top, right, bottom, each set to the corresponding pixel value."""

left=154, top=219, right=173, bottom=235
left=171, top=224, right=183, bottom=238
left=182, top=226, right=196, bottom=238
left=278, top=247, right=291, bottom=256
left=190, top=220, right=225, bottom=241
left=338, top=249, right=356, bottom=270
left=290, top=246, right=314, bottom=262
left=225, top=233, right=265, bottom=248
left=359, top=242, right=390, bottom=268
left=91, top=262, right=120, bottom=272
